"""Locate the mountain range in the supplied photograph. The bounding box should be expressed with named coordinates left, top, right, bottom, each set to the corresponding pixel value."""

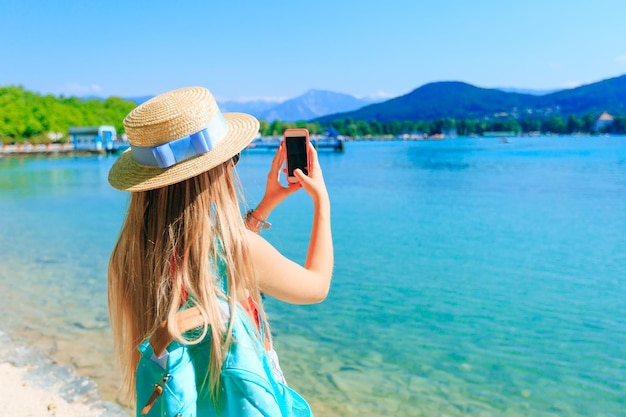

left=124, top=73, right=626, bottom=123
left=317, top=74, right=626, bottom=123
left=126, top=89, right=379, bottom=122
left=220, top=89, right=379, bottom=121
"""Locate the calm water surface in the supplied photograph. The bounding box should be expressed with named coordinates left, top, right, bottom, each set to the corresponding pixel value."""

left=1, top=136, right=625, bottom=416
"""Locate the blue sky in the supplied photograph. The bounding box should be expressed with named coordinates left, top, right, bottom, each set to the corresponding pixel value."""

left=2, top=0, right=626, bottom=101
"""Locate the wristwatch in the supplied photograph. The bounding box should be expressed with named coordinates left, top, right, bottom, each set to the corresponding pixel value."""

left=244, top=210, right=271, bottom=233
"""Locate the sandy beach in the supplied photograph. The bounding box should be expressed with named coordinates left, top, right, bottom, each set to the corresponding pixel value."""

left=0, top=362, right=102, bottom=417
left=0, top=331, right=128, bottom=417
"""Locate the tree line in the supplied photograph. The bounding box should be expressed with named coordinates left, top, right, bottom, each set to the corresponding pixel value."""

left=261, top=115, right=626, bottom=138
left=1, top=85, right=625, bottom=144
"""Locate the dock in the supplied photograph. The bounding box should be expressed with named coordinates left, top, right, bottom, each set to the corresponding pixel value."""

left=1, top=136, right=346, bottom=158
left=248, top=136, right=345, bottom=152
left=1, top=142, right=81, bottom=156
left=0, top=142, right=125, bottom=157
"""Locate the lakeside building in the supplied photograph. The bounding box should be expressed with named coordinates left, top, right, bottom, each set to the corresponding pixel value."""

left=68, top=125, right=128, bottom=152
left=593, top=112, right=614, bottom=132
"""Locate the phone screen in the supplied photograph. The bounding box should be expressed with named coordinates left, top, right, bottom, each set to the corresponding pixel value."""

left=286, top=136, right=308, bottom=176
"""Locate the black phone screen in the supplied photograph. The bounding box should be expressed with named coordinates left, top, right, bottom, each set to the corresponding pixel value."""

left=286, top=137, right=308, bottom=176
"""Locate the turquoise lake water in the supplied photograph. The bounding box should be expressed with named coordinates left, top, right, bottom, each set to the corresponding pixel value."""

left=1, top=136, right=625, bottom=416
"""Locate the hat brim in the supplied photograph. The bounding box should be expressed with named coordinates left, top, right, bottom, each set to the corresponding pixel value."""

left=108, top=112, right=259, bottom=192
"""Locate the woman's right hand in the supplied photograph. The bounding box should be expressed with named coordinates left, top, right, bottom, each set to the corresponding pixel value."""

left=293, top=141, right=329, bottom=205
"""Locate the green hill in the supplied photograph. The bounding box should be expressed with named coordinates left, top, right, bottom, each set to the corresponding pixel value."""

left=541, top=75, right=626, bottom=116
left=317, top=74, right=626, bottom=123
left=0, top=86, right=137, bottom=143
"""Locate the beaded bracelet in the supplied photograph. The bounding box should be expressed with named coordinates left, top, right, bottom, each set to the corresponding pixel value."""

left=244, top=209, right=271, bottom=233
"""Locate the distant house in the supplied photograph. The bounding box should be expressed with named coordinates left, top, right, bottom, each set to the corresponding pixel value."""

left=593, top=112, right=614, bottom=132
left=68, top=125, right=127, bottom=152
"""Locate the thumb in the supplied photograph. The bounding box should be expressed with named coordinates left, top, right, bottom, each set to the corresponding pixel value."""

left=293, top=168, right=313, bottom=188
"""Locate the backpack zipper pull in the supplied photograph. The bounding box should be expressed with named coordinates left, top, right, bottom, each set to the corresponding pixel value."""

left=140, top=374, right=171, bottom=415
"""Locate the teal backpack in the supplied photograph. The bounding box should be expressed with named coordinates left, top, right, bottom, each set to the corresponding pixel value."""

left=135, top=300, right=313, bottom=417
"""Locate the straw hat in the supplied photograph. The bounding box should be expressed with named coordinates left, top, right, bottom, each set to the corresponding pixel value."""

left=108, top=86, right=259, bottom=192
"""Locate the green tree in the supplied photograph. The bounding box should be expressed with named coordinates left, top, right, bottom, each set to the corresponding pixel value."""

left=488, top=119, right=521, bottom=133
left=370, top=120, right=383, bottom=135
left=609, top=116, right=626, bottom=134
left=416, top=120, right=432, bottom=136
left=355, top=120, right=371, bottom=136
left=542, top=117, right=566, bottom=134
left=268, top=120, right=284, bottom=136
left=566, top=115, right=584, bottom=133
left=519, top=119, right=541, bottom=133
left=581, top=114, right=596, bottom=132
left=345, top=120, right=359, bottom=137
left=259, top=120, right=269, bottom=136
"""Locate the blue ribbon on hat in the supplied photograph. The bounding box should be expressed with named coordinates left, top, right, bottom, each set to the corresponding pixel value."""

left=130, top=112, right=228, bottom=168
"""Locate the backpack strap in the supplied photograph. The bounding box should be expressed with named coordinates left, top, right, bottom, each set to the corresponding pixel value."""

left=150, top=247, right=228, bottom=356
left=149, top=307, right=205, bottom=357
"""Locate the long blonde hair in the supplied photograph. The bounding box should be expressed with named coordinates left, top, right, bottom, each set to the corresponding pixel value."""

left=108, top=160, right=267, bottom=406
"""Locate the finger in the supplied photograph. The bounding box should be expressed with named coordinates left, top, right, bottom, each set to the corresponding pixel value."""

left=270, top=143, right=285, bottom=172
left=307, top=141, right=320, bottom=168
left=267, top=145, right=286, bottom=182
left=285, top=182, right=302, bottom=192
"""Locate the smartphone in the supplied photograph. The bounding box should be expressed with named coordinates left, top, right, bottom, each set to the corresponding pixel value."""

left=283, top=128, right=310, bottom=183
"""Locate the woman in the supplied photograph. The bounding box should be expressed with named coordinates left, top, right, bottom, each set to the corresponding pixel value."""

left=107, top=86, right=333, bottom=415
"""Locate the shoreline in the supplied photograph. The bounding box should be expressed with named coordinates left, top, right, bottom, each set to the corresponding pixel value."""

left=0, top=143, right=115, bottom=158
left=1, top=132, right=622, bottom=157
left=0, top=330, right=129, bottom=417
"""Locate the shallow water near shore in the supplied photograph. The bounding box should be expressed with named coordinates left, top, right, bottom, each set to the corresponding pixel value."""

left=1, top=136, right=625, bottom=416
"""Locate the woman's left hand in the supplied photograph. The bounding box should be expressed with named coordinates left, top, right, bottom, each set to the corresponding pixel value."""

left=252, top=142, right=300, bottom=219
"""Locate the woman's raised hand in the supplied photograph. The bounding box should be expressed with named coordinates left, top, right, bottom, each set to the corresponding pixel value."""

left=251, top=142, right=300, bottom=219
left=293, top=141, right=329, bottom=205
